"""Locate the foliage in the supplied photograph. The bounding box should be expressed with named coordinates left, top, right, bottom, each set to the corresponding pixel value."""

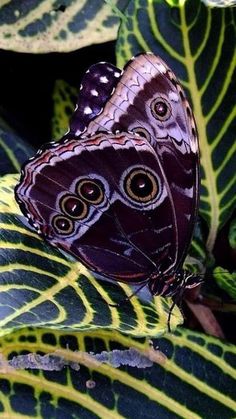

left=0, top=327, right=236, bottom=418
left=0, top=0, right=128, bottom=53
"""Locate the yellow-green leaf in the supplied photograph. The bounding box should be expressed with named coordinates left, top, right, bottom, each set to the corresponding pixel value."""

left=0, top=327, right=235, bottom=418
left=0, top=128, right=34, bottom=176
left=0, top=0, right=128, bottom=53
left=214, top=266, right=236, bottom=299
left=229, top=218, right=236, bottom=249
left=51, top=80, right=77, bottom=140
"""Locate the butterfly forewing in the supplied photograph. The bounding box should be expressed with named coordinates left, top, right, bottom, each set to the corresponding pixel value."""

left=68, top=62, right=121, bottom=137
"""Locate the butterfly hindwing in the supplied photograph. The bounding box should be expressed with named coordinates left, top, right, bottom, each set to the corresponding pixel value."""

left=16, top=133, right=177, bottom=282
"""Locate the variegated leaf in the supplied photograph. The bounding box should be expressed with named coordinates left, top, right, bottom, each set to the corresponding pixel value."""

left=51, top=80, right=77, bottom=140
left=0, top=0, right=128, bottom=53
left=0, top=128, right=34, bottom=176
left=0, top=327, right=235, bottom=418
left=229, top=218, right=236, bottom=249
left=214, top=267, right=236, bottom=299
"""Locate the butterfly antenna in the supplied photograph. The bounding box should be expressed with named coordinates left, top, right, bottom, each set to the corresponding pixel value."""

left=190, top=270, right=235, bottom=281
left=167, top=299, right=176, bottom=333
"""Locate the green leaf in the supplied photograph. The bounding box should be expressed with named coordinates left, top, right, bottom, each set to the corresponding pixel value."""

left=51, top=80, right=77, bottom=140
left=0, top=327, right=235, bottom=418
left=213, top=266, right=236, bottom=299
left=0, top=128, right=34, bottom=176
left=116, top=0, right=236, bottom=252
left=0, top=173, right=182, bottom=338
left=0, top=0, right=128, bottom=53
left=229, top=218, right=236, bottom=249
left=184, top=222, right=207, bottom=273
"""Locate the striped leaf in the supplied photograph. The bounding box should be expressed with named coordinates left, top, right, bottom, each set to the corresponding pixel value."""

left=0, top=0, right=128, bottom=53
left=184, top=223, right=207, bottom=273
left=116, top=0, right=236, bottom=252
left=0, top=327, right=235, bottom=418
left=229, top=218, right=236, bottom=249
left=0, top=128, right=34, bottom=176
left=214, top=267, right=236, bottom=299
left=0, top=173, right=182, bottom=338
left=51, top=80, right=78, bottom=140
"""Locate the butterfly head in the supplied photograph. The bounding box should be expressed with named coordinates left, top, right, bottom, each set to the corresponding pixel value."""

left=148, top=270, right=203, bottom=297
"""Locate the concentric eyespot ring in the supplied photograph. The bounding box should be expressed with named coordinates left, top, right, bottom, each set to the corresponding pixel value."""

left=151, top=97, right=171, bottom=121
left=124, top=168, right=159, bottom=203
left=52, top=215, right=74, bottom=235
left=76, top=178, right=104, bottom=204
left=60, top=195, right=88, bottom=219
left=132, top=127, right=151, bottom=142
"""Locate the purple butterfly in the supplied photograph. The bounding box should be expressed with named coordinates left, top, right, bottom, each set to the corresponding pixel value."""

left=15, top=53, right=201, bottom=303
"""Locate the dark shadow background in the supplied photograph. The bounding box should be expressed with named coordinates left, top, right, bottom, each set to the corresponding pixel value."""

left=0, top=41, right=116, bottom=148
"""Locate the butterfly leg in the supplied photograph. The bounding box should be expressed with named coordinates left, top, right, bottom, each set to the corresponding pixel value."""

left=167, top=290, right=185, bottom=333
left=108, top=282, right=148, bottom=308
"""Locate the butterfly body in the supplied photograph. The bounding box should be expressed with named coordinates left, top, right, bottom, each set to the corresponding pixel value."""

left=15, top=53, right=200, bottom=298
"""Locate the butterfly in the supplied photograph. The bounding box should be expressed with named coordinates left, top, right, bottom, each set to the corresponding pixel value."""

left=15, top=52, right=201, bottom=303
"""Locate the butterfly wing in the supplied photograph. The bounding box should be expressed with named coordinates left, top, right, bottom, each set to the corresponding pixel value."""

left=15, top=132, right=179, bottom=283
left=15, top=53, right=199, bottom=292
left=67, top=62, right=121, bottom=137
left=72, top=53, right=199, bottom=273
